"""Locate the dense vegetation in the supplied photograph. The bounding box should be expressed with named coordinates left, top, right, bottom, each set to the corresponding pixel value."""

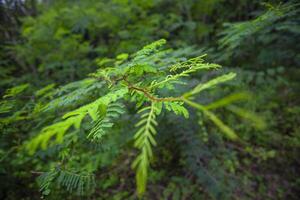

left=0, top=0, right=299, bottom=199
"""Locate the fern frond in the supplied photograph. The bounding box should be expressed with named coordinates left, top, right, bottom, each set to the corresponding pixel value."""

left=132, top=102, right=161, bottom=197
left=45, top=79, right=104, bottom=112
left=57, top=169, right=95, bottom=195
left=227, top=105, right=266, bottom=130
left=3, top=84, right=29, bottom=98
left=87, top=102, right=125, bottom=141
left=169, top=55, right=211, bottom=72
left=0, top=100, right=14, bottom=114
left=150, top=57, right=220, bottom=89
left=26, top=88, right=128, bottom=153
left=205, top=92, right=251, bottom=110
left=219, top=3, right=298, bottom=51
left=38, top=168, right=59, bottom=196
left=54, top=78, right=96, bottom=95
left=35, top=83, right=56, bottom=98
left=184, top=72, right=236, bottom=98
left=164, top=101, right=189, bottom=118
left=38, top=168, right=95, bottom=196
left=183, top=98, right=238, bottom=140
left=133, top=39, right=166, bottom=59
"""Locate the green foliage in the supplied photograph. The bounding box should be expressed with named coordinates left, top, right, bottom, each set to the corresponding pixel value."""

left=26, top=87, right=128, bottom=153
left=38, top=167, right=95, bottom=196
left=217, top=2, right=300, bottom=67
left=164, top=101, right=189, bottom=119
left=132, top=102, right=161, bottom=196
left=1, top=1, right=299, bottom=199
left=0, top=100, right=14, bottom=114
left=3, top=84, right=29, bottom=98
left=219, top=3, right=298, bottom=52
left=8, top=39, right=251, bottom=198
left=184, top=72, right=236, bottom=98
left=88, top=102, right=125, bottom=140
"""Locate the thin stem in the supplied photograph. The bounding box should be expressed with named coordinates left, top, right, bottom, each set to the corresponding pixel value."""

left=129, top=84, right=182, bottom=102
left=122, top=78, right=183, bottom=102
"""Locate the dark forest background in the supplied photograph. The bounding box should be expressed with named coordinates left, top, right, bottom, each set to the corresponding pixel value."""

left=0, top=0, right=299, bottom=199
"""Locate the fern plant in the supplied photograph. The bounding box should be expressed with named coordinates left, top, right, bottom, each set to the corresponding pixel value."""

left=132, top=102, right=161, bottom=195
left=38, top=167, right=95, bottom=196
left=217, top=2, right=300, bottom=66
left=5, top=39, right=262, bottom=198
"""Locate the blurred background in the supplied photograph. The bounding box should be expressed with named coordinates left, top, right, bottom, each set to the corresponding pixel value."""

left=0, top=0, right=299, bottom=199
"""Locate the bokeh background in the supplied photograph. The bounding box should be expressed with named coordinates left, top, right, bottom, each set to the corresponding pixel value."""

left=0, top=0, right=299, bottom=199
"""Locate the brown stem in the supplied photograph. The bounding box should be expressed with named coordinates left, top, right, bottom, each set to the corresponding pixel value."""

left=128, top=85, right=183, bottom=102
left=109, top=76, right=184, bottom=102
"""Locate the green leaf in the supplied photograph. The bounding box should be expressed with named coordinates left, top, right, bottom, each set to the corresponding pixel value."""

left=132, top=102, right=159, bottom=197
left=183, top=98, right=238, bottom=140
left=185, top=72, right=236, bottom=97
left=3, top=84, right=29, bottom=98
